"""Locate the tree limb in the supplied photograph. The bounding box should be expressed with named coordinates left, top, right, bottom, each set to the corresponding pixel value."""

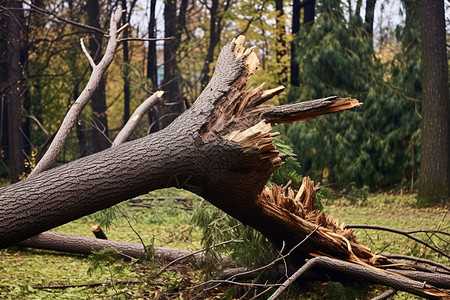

left=345, top=224, right=450, bottom=259
left=29, top=6, right=123, bottom=176
left=268, top=256, right=448, bottom=300
left=112, top=91, right=164, bottom=146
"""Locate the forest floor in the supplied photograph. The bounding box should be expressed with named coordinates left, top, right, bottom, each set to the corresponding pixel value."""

left=0, top=189, right=448, bottom=299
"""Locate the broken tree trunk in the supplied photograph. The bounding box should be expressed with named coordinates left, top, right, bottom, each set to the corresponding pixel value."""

left=0, top=36, right=447, bottom=298
left=0, top=36, right=359, bottom=249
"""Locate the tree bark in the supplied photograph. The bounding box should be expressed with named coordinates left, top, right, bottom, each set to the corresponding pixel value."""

left=87, top=0, right=110, bottom=152
left=290, top=0, right=301, bottom=87
left=200, top=0, right=231, bottom=88
left=121, top=0, right=131, bottom=125
left=418, top=0, right=450, bottom=205
left=161, top=0, right=188, bottom=128
left=5, top=0, right=25, bottom=183
left=364, top=0, right=376, bottom=37
left=17, top=231, right=204, bottom=265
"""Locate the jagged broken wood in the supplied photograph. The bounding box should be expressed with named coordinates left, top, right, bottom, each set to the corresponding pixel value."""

left=1, top=36, right=448, bottom=298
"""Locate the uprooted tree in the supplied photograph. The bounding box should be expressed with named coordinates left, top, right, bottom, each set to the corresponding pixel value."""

left=0, top=32, right=449, bottom=298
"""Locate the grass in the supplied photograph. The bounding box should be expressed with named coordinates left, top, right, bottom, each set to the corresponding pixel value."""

left=0, top=189, right=448, bottom=299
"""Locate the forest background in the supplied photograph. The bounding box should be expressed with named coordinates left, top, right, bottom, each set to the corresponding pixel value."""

left=0, top=0, right=449, bottom=205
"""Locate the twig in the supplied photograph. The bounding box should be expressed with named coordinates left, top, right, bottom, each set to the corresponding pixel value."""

left=118, top=37, right=175, bottom=42
left=344, top=224, right=450, bottom=259
left=32, top=280, right=146, bottom=289
left=268, top=256, right=447, bottom=300
left=156, top=238, right=243, bottom=277
left=112, top=91, right=164, bottom=146
left=384, top=254, right=450, bottom=273
left=118, top=207, right=148, bottom=257
left=107, top=263, right=119, bottom=296
left=370, top=288, right=397, bottom=300
left=22, top=115, right=49, bottom=137
left=80, top=38, right=96, bottom=69
left=190, top=226, right=321, bottom=297
left=29, top=6, right=123, bottom=176
left=20, top=1, right=106, bottom=35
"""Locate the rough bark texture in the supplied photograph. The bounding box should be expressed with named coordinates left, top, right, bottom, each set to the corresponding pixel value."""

left=418, top=0, right=450, bottom=205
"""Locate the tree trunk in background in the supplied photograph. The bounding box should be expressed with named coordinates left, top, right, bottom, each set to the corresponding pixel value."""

left=147, top=0, right=159, bottom=133
left=291, top=0, right=315, bottom=87
left=87, top=0, right=110, bottom=152
left=275, top=0, right=288, bottom=86
left=5, top=0, right=25, bottom=183
left=161, top=0, right=188, bottom=128
left=364, top=0, right=376, bottom=36
left=200, top=0, right=231, bottom=88
left=418, top=0, right=450, bottom=205
left=290, top=0, right=300, bottom=87
left=122, top=0, right=131, bottom=125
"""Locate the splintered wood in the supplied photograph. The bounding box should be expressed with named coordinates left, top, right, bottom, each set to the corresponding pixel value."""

left=224, top=121, right=282, bottom=168
left=258, top=177, right=388, bottom=266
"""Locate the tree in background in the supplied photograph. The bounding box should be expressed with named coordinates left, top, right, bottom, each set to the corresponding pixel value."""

left=87, top=0, right=110, bottom=152
left=161, top=0, right=188, bottom=128
left=418, top=0, right=450, bottom=205
left=4, top=0, right=26, bottom=182
left=284, top=0, right=424, bottom=190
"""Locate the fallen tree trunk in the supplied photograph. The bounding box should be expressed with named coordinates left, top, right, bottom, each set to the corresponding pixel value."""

left=0, top=36, right=360, bottom=250
left=1, top=36, right=448, bottom=298
left=16, top=231, right=203, bottom=265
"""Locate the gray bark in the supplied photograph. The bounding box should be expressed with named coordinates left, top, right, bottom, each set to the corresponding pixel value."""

left=418, top=0, right=450, bottom=205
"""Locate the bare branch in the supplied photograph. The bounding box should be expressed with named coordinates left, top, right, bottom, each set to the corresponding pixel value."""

left=118, top=37, right=175, bottom=42
left=80, top=38, right=96, bottom=69
left=156, top=238, right=243, bottom=277
left=112, top=91, right=164, bottom=146
left=29, top=6, right=123, bottom=177
left=20, top=0, right=106, bottom=35
left=384, top=254, right=450, bottom=273
left=344, top=224, right=450, bottom=259
left=370, top=288, right=397, bottom=300
left=268, top=257, right=447, bottom=300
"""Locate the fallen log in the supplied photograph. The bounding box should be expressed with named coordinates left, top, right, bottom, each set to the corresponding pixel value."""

left=17, top=231, right=203, bottom=265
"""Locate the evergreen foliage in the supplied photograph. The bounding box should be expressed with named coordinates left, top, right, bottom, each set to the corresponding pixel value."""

left=285, top=0, right=421, bottom=191
left=192, top=203, right=277, bottom=272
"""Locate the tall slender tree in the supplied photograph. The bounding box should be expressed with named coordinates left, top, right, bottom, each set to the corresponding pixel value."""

left=87, top=0, right=110, bottom=152
left=5, top=0, right=25, bottom=182
left=418, top=0, right=450, bottom=205
left=199, top=0, right=232, bottom=88
left=161, top=0, right=188, bottom=128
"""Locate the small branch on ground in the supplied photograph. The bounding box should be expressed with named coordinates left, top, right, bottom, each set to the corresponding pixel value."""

left=370, top=288, right=397, bottom=300
left=344, top=224, right=450, bottom=259
left=32, top=280, right=146, bottom=290
left=268, top=256, right=448, bottom=300
left=156, top=238, right=243, bottom=277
